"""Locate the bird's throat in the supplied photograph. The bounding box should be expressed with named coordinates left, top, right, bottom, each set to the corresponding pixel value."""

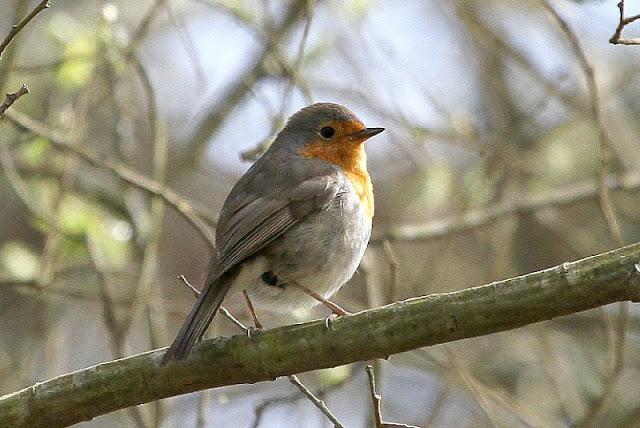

left=299, top=143, right=374, bottom=218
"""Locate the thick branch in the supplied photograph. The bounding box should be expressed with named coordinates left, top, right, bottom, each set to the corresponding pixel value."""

left=2, top=242, right=640, bottom=427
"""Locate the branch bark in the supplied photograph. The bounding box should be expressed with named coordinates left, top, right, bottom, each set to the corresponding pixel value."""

left=0, top=0, right=50, bottom=59
left=0, top=83, right=28, bottom=118
left=610, top=0, right=640, bottom=45
left=372, top=172, right=640, bottom=243
left=2, top=242, right=640, bottom=427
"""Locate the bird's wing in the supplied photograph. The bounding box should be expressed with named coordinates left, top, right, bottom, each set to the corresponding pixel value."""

left=212, top=174, right=342, bottom=281
left=162, top=173, right=342, bottom=363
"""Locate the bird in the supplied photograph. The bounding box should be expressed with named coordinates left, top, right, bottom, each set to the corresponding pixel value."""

left=162, top=103, right=384, bottom=363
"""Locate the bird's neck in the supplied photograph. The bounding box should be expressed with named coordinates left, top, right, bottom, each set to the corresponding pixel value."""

left=299, top=143, right=374, bottom=218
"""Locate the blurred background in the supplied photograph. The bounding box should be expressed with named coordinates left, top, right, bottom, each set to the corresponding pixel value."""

left=1, top=0, right=640, bottom=426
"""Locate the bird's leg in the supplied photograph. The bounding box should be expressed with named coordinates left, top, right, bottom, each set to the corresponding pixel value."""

left=242, top=289, right=263, bottom=335
left=290, top=282, right=351, bottom=316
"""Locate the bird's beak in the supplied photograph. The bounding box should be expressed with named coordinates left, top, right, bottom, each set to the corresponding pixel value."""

left=351, top=127, right=385, bottom=142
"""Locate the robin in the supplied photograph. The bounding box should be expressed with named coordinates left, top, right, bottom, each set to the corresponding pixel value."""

left=162, top=103, right=384, bottom=363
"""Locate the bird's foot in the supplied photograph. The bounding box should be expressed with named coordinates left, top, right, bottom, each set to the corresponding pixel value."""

left=291, top=281, right=351, bottom=318
left=246, top=325, right=264, bottom=339
left=324, top=307, right=351, bottom=331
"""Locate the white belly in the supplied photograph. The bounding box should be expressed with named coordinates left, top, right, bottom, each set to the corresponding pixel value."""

left=224, top=175, right=372, bottom=313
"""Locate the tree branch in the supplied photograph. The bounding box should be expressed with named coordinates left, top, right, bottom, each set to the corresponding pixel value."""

left=366, top=365, right=419, bottom=428
left=178, top=0, right=307, bottom=170
left=4, top=109, right=216, bottom=249
left=372, top=172, right=640, bottom=243
left=610, top=0, right=640, bottom=45
left=540, top=4, right=629, bottom=424
left=0, top=0, right=50, bottom=59
left=1, top=242, right=640, bottom=426
left=0, top=83, right=28, bottom=118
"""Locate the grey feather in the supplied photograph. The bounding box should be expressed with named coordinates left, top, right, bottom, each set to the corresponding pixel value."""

left=161, top=174, right=342, bottom=363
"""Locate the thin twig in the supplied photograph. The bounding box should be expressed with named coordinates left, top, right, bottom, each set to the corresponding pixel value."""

left=444, top=347, right=546, bottom=427
left=175, top=274, right=346, bottom=427
left=179, top=0, right=307, bottom=170
left=128, top=0, right=165, bottom=52
left=0, top=84, right=28, bottom=118
left=5, top=109, right=216, bottom=248
left=536, top=332, right=585, bottom=424
left=120, top=66, right=167, bottom=340
left=4, top=240, right=640, bottom=426
left=279, top=0, right=315, bottom=110
left=366, top=365, right=383, bottom=428
left=195, top=389, right=211, bottom=428
left=287, top=374, right=345, bottom=428
left=218, top=307, right=248, bottom=331
left=373, top=171, right=640, bottom=243
left=161, top=1, right=206, bottom=86
left=366, top=365, right=419, bottom=428
left=0, top=0, right=50, bottom=59
left=0, top=1, right=27, bottom=90
left=0, top=141, right=65, bottom=234
left=86, top=236, right=126, bottom=357
left=382, top=241, right=399, bottom=302
left=178, top=275, right=201, bottom=298
left=610, top=1, right=640, bottom=45
left=539, top=4, right=627, bottom=426
left=198, top=0, right=314, bottom=162
left=130, top=102, right=169, bottom=428
left=251, top=390, right=304, bottom=428
left=86, top=235, right=150, bottom=428
left=539, top=1, right=624, bottom=246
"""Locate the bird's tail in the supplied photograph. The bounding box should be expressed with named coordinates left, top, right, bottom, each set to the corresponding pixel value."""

left=161, top=277, right=232, bottom=364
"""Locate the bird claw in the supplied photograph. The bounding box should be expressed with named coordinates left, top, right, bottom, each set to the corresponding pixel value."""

left=325, top=312, right=347, bottom=331
left=325, top=314, right=336, bottom=330
left=246, top=326, right=264, bottom=339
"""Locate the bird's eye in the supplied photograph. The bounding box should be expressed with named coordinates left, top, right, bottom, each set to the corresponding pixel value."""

left=320, top=126, right=335, bottom=139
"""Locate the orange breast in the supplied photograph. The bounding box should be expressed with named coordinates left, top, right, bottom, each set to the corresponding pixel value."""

left=299, top=142, right=374, bottom=218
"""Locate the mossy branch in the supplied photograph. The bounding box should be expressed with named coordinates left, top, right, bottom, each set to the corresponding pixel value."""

left=2, top=243, right=640, bottom=427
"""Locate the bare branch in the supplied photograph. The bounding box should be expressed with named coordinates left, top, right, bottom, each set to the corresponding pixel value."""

left=178, top=275, right=201, bottom=299
left=5, top=109, right=216, bottom=249
left=382, top=241, right=400, bottom=302
left=0, top=84, right=28, bottom=118
left=366, top=365, right=419, bottom=428
left=2, top=241, right=640, bottom=426
left=540, top=1, right=624, bottom=248
left=86, top=236, right=150, bottom=428
left=0, top=140, right=65, bottom=235
left=287, top=374, right=345, bottom=428
left=373, top=172, right=640, bottom=243
left=176, top=274, right=346, bottom=427
left=540, top=4, right=628, bottom=425
left=179, top=0, right=307, bottom=170
left=610, top=1, right=640, bottom=45
left=0, top=0, right=50, bottom=59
